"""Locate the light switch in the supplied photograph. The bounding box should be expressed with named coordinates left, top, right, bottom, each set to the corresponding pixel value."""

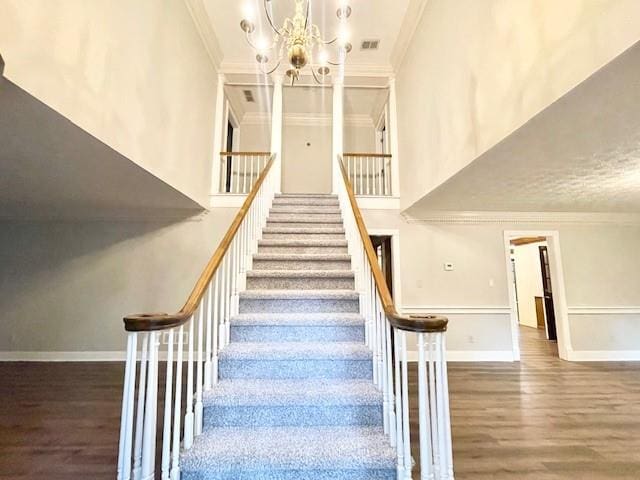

left=444, top=262, right=454, bottom=271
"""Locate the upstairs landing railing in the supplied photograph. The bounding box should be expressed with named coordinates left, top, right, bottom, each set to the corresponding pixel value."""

left=116, top=154, right=276, bottom=480
left=343, top=152, right=393, bottom=196
left=337, top=154, right=454, bottom=480
left=219, top=151, right=271, bottom=194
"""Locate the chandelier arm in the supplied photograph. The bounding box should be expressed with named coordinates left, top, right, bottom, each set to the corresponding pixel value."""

left=263, top=59, right=282, bottom=76
left=263, top=0, right=283, bottom=36
left=304, top=0, right=310, bottom=30
left=245, top=31, right=279, bottom=53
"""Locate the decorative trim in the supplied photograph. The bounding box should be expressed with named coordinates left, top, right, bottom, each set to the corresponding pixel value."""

left=183, top=0, right=223, bottom=70
left=566, top=350, right=640, bottom=362
left=406, top=350, right=515, bottom=362
left=402, top=306, right=511, bottom=315
left=568, top=306, right=640, bottom=315
left=0, top=351, right=126, bottom=362
left=404, top=211, right=640, bottom=226
left=390, top=0, right=428, bottom=72
left=242, top=112, right=374, bottom=128
left=356, top=196, right=401, bottom=210
left=220, top=61, right=394, bottom=78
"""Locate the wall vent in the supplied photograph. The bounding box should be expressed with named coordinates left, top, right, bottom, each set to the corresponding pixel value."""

left=243, top=89, right=255, bottom=103
left=360, top=39, right=380, bottom=50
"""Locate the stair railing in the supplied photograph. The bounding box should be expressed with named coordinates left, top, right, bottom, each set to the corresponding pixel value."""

left=337, top=154, right=454, bottom=480
left=116, top=154, right=276, bottom=480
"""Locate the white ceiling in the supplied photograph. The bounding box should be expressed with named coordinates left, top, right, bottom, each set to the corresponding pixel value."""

left=406, top=41, right=640, bottom=215
left=203, top=0, right=412, bottom=73
left=0, top=77, right=201, bottom=220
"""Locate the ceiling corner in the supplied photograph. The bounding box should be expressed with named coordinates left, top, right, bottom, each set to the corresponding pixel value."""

left=183, top=0, right=224, bottom=71
left=390, top=0, right=428, bottom=73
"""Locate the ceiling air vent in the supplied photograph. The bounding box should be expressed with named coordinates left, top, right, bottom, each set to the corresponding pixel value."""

left=360, top=39, right=380, bottom=51
left=243, top=89, right=255, bottom=103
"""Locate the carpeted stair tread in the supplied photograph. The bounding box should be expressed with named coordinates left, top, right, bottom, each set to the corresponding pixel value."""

left=239, top=289, right=359, bottom=300
left=267, top=216, right=343, bottom=224
left=262, top=226, right=345, bottom=234
left=253, top=253, right=351, bottom=261
left=180, top=426, right=396, bottom=478
left=230, top=312, right=364, bottom=326
left=270, top=206, right=342, bottom=213
left=276, top=193, right=338, bottom=198
left=219, top=341, right=371, bottom=360
left=203, top=379, right=382, bottom=407
left=258, top=238, right=347, bottom=247
left=246, top=270, right=354, bottom=279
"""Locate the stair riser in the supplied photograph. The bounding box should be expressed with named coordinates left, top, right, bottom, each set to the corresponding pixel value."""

left=239, top=298, right=359, bottom=314
left=246, top=276, right=355, bottom=290
left=252, top=260, right=352, bottom=271
left=219, top=359, right=373, bottom=380
left=230, top=325, right=365, bottom=343
left=203, top=404, right=382, bottom=428
left=266, top=222, right=343, bottom=229
left=258, top=245, right=348, bottom=254
left=181, top=469, right=396, bottom=480
left=262, top=233, right=346, bottom=240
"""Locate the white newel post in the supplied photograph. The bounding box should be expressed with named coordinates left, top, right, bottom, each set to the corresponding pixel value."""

left=388, top=77, right=400, bottom=197
left=271, top=74, right=283, bottom=193
left=211, top=73, right=226, bottom=195
left=332, top=78, right=344, bottom=193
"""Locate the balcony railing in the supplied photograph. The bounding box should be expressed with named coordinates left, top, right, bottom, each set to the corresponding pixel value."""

left=219, top=151, right=271, bottom=194
left=343, top=153, right=393, bottom=196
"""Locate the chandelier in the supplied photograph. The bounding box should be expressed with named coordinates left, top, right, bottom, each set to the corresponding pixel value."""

left=240, top=0, right=352, bottom=85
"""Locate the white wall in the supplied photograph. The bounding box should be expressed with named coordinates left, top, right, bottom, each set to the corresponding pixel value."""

left=361, top=209, right=640, bottom=358
left=0, top=211, right=236, bottom=354
left=282, top=124, right=333, bottom=194
left=0, top=0, right=218, bottom=206
left=396, top=0, right=640, bottom=210
left=512, top=241, right=546, bottom=329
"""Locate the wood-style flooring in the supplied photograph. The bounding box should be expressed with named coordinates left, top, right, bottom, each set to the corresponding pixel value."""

left=1, top=326, right=639, bottom=479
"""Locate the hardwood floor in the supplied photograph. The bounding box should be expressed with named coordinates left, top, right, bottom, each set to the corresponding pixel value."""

left=1, top=329, right=639, bottom=479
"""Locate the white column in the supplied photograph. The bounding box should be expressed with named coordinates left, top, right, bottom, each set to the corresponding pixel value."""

left=332, top=78, right=344, bottom=193
left=388, top=77, right=401, bottom=197
left=270, top=74, right=283, bottom=193
left=211, top=73, right=226, bottom=195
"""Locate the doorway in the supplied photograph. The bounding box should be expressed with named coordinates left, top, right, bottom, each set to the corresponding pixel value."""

left=370, top=235, right=393, bottom=297
left=504, top=231, right=571, bottom=361
left=224, top=121, right=234, bottom=193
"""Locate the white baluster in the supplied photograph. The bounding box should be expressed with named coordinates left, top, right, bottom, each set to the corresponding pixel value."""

left=401, top=331, right=412, bottom=479
left=378, top=157, right=383, bottom=195
left=418, top=333, right=434, bottom=480
left=204, top=284, right=213, bottom=391
left=394, top=328, right=405, bottom=479
left=235, top=156, right=240, bottom=193
left=439, top=333, right=454, bottom=480
left=170, top=326, right=184, bottom=480
left=141, top=331, right=159, bottom=480
left=195, top=304, right=204, bottom=436
left=212, top=271, right=220, bottom=385
left=358, top=157, right=363, bottom=195
left=117, top=332, right=137, bottom=480
left=428, top=332, right=440, bottom=477
left=218, top=256, right=227, bottom=348
left=385, top=321, right=396, bottom=448
left=132, top=334, right=148, bottom=480
left=224, top=249, right=232, bottom=346
left=161, top=329, right=174, bottom=480
left=379, top=303, right=389, bottom=437
left=183, top=317, right=195, bottom=449
left=243, top=155, right=248, bottom=193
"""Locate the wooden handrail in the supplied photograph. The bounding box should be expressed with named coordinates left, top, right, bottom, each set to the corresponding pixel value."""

left=343, top=152, right=392, bottom=158
left=219, top=151, right=271, bottom=156
left=338, top=158, right=447, bottom=333
left=124, top=154, right=276, bottom=332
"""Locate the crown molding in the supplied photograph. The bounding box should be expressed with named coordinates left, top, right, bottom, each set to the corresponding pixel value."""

left=390, top=0, right=428, bottom=72
left=241, top=111, right=374, bottom=128
left=220, top=61, right=394, bottom=79
left=183, top=0, right=223, bottom=71
left=402, top=210, right=640, bottom=226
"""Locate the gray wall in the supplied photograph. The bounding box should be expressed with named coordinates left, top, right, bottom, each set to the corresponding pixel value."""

left=0, top=211, right=236, bottom=353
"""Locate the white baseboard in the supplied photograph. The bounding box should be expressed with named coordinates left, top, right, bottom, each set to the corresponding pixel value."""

left=406, top=350, right=515, bottom=362
left=566, top=350, right=640, bottom=361
left=0, top=351, right=126, bottom=361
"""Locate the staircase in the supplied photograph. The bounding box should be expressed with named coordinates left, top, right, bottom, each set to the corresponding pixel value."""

left=180, top=193, right=397, bottom=479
